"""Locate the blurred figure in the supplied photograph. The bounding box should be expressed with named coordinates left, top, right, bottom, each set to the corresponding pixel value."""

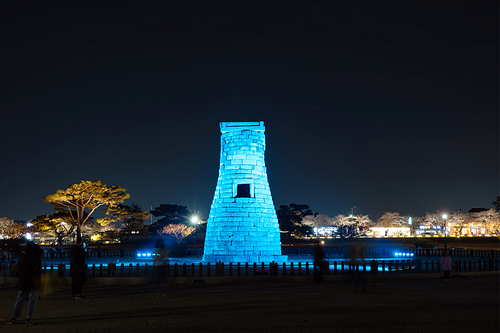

left=441, top=249, right=452, bottom=281
left=10, top=241, right=42, bottom=326
left=153, top=239, right=170, bottom=298
left=49, top=242, right=55, bottom=259
left=70, top=238, right=87, bottom=299
left=313, top=240, right=324, bottom=282
left=349, top=239, right=370, bottom=293
left=55, top=242, right=63, bottom=259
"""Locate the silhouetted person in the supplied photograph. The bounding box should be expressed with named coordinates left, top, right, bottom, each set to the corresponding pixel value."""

left=55, top=242, right=63, bottom=259
left=10, top=241, right=42, bottom=326
left=70, top=238, right=87, bottom=299
left=313, top=240, right=324, bottom=282
left=441, top=249, right=452, bottom=281
left=153, top=239, right=170, bottom=298
left=50, top=242, right=55, bottom=259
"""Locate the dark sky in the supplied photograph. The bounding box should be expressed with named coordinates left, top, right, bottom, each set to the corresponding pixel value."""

left=2, top=2, right=498, bottom=222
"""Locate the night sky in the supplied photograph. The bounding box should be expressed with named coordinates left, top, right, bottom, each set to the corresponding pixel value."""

left=2, top=2, right=498, bottom=222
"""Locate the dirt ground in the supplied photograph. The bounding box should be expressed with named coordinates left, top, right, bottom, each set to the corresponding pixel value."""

left=0, top=274, right=498, bottom=333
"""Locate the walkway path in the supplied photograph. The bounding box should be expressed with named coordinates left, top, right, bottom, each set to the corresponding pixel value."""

left=0, top=275, right=498, bottom=332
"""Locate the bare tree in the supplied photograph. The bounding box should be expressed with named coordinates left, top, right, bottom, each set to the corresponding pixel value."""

left=471, top=208, right=500, bottom=235
left=377, top=212, right=408, bottom=227
left=0, top=217, right=28, bottom=239
left=158, top=223, right=196, bottom=245
left=301, top=214, right=334, bottom=228
left=329, top=214, right=371, bottom=238
left=449, top=211, right=469, bottom=235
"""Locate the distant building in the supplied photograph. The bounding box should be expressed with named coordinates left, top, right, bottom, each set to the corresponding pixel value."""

left=468, top=208, right=487, bottom=213
left=370, top=227, right=411, bottom=237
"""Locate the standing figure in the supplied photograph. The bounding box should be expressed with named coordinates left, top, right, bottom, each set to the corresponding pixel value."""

left=70, top=238, right=87, bottom=299
left=441, top=249, right=452, bottom=281
left=10, top=241, right=43, bottom=326
left=313, top=240, right=325, bottom=282
left=55, top=242, right=63, bottom=259
left=153, top=239, right=170, bottom=298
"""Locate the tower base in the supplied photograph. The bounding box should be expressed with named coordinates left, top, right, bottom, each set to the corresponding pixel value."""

left=202, top=254, right=288, bottom=264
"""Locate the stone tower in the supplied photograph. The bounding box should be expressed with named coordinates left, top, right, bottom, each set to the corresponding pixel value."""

left=203, top=121, right=287, bottom=263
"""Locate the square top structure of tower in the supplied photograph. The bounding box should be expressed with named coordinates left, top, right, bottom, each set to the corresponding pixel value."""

left=220, top=121, right=265, bottom=133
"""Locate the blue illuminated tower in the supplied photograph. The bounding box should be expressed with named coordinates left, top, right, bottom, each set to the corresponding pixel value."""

left=203, top=121, right=287, bottom=263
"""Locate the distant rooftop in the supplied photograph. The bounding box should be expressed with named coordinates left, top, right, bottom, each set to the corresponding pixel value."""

left=468, top=208, right=488, bottom=213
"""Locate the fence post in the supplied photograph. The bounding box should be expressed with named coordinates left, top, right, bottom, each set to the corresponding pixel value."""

left=245, top=262, right=249, bottom=277
left=290, top=262, right=294, bottom=276
left=305, top=262, right=309, bottom=276
left=121, top=263, right=124, bottom=277
left=58, top=263, right=64, bottom=277
left=144, top=263, right=148, bottom=278
left=174, top=263, right=178, bottom=277
left=207, top=262, right=211, bottom=277
left=261, top=262, right=265, bottom=276
left=253, top=263, right=257, bottom=277
left=370, top=260, right=378, bottom=274
left=323, top=260, right=329, bottom=275
left=237, top=263, right=241, bottom=277
left=229, top=263, right=233, bottom=277
left=136, top=263, right=140, bottom=277
left=92, top=264, right=96, bottom=278
left=128, top=264, right=133, bottom=277
left=191, top=263, right=195, bottom=277
left=298, top=262, right=302, bottom=276
left=199, top=262, right=203, bottom=277
left=182, top=263, right=187, bottom=277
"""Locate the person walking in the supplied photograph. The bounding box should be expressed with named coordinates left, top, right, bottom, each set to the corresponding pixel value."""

left=441, top=249, right=452, bottom=281
left=10, top=241, right=43, bottom=326
left=153, top=239, right=170, bottom=298
left=70, top=237, right=87, bottom=299
left=313, top=240, right=325, bottom=282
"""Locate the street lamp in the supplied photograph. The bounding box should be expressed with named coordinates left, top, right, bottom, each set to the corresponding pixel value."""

left=442, top=213, right=448, bottom=250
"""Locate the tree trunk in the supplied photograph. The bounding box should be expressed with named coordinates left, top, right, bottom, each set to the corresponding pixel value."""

left=76, top=225, right=82, bottom=242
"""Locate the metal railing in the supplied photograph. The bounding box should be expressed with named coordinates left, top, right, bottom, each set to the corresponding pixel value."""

left=1, top=258, right=498, bottom=279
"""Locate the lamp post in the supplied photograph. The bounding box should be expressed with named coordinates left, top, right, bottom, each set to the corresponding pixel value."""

left=442, top=213, right=448, bottom=250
